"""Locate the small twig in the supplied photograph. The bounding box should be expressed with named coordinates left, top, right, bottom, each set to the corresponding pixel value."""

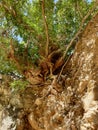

left=57, top=54, right=73, bottom=82
left=76, top=1, right=83, bottom=19
left=41, top=0, right=49, bottom=57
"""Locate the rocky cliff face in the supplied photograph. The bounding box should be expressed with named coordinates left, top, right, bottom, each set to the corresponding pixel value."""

left=72, top=13, right=98, bottom=129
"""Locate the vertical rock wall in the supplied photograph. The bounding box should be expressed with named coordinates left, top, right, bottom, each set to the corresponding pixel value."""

left=71, top=13, right=98, bottom=129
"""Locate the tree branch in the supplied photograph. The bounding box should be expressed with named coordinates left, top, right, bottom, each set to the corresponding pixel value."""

left=41, top=0, right=49, bottom=57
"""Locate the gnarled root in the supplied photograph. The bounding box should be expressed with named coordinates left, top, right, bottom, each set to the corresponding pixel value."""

left=28, top=112, right=44, bottom=130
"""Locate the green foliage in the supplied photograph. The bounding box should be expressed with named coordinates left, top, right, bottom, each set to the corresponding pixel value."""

left=10, top=79, right=29, bottom=91
left=55, top=0, right=95, bottom=44
left=0, top=33, right=17, bottom=73
left=0, top=0, right=97, bottom=75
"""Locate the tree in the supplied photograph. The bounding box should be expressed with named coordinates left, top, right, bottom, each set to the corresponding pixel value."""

left=0, top=0, right=98, bottom=130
